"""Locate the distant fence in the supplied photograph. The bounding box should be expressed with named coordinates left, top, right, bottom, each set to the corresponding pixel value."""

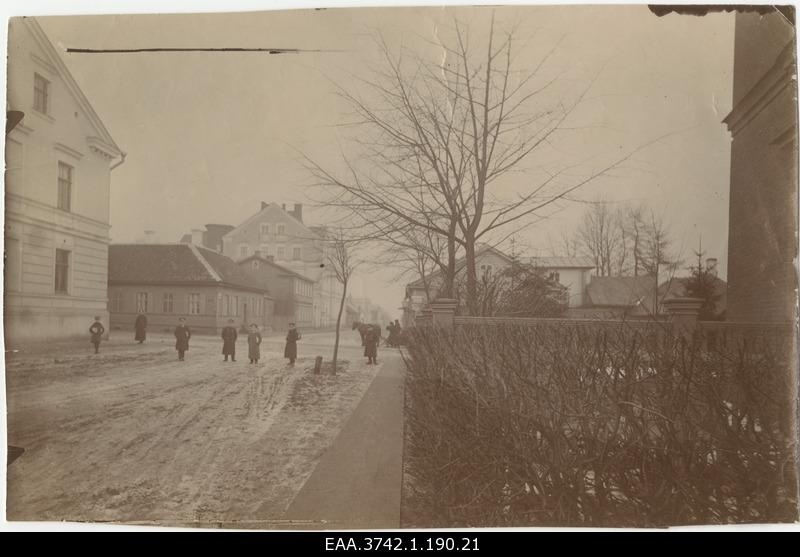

left=414, top=297, right=795, bottom=350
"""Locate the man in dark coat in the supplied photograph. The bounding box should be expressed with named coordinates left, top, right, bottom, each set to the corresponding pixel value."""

left=221, top=319, right=238, bottom=362
left=364, top=325, right=379, bottom=365
left=284, top=322, right=301, bottom=366
left=174, top=317, right=191, bottom=361
left=134, top=313, right=148, bottom=344
left=248, top=323, right=262, bottom=364
left=89, top=316, right=105, bottom=354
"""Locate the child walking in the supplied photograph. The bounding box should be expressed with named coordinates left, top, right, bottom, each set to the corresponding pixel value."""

left=89, top=316, right=105, bottom=354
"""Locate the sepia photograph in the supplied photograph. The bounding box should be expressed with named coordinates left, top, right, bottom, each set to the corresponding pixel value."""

left=2, top=1, right=798, bottom=532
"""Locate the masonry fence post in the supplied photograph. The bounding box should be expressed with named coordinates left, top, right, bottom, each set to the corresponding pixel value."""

left=415, top=306, right=433, bottom=328
left=429, top=298, right=458, bottom=328
left=662, top=297, right=703, bottom=341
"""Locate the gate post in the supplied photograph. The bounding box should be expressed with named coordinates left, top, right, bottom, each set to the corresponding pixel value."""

left=429, top=298, right=458, bottom=328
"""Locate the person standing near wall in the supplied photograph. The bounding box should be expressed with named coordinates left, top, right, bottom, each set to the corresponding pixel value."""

left=134, top=313, right=148, bottom=344
left=174, top=317, right=191, bottom=361
left=221, top=319, right=238, bottom=362
left=89, top=316, right=105, bottom=355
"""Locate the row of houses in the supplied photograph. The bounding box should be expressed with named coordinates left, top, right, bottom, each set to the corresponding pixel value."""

left=2, top=18, right=361, bottom=341
left=402, top=244, right=728, bottom=326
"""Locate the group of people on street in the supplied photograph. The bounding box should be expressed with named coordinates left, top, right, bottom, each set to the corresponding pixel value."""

left=385, top=319, right=403, bottom=347
left=88, top=315, right=302, bottom=366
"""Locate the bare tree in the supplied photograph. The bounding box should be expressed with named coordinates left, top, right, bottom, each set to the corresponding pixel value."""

left=574, top=200, right=625, bottom=276
left=326, top=229, right=359, bottom=373
left=305, top=14, right=664, bottom=315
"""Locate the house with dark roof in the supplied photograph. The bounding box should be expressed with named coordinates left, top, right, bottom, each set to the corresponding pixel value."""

left=108, top=244, right=274, bottom=334
left=220, top=201, right=344, bottom=328
left=572, top=275, right=659, bottom=319
left=237, top=253, right=314, bottom=329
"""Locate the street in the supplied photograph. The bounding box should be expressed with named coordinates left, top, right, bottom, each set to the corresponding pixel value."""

left=5, top=329, right=397, bottom=526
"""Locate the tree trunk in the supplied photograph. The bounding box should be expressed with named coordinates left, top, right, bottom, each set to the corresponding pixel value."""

left=440, top=222, right=458, bottom=299
left=332, top=279, right=347, bottom=374
left=464, top=236, right=478, bottom=316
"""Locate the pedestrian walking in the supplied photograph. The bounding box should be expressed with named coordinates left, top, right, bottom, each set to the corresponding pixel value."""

left=284, top=322, right=301, bottom=366
left=134, top=313, right=148, bottom=344
left=364, top=324, right=379, bottom=365
left=221, top=319, right=237, bottom=362
left=89, top=316, right=105, bottom=354
left=174, top=317, right=191, bottom=361
left=248, top=323, right=262, bottom=364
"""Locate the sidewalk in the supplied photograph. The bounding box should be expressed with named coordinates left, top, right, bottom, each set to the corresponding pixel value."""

left=278, top=351, right=406, bottom=529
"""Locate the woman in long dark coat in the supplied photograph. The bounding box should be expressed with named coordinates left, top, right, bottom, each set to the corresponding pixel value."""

left=174, top=317, right=191, bottom=361
left=284, top=322, right=300, bottom=366
left=221, top=319, right=237, bottom=362
left=134, top=313, right=148, bottom=343
left=248, top=324, right=262, bottom=364
left=364, top=325, right=379, bottom=365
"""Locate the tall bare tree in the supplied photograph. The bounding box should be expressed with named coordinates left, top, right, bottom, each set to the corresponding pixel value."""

left=574, top=200, right=625, bottom=276
left=326, top=229, right=359, bottom=373
left=305, top=15, right=663, bottom=315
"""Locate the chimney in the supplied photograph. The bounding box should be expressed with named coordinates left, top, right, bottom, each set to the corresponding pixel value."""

left=292, top=203, right=303, bottom=223
left=282, top=203, right=286, bottom=211
left=261, top=201, right=268, bottom=210
left=265, top=255, right=275, bottom=262
left=191, top=228, right=204, bottom=246
left=706, top=258, right=718, bottom=277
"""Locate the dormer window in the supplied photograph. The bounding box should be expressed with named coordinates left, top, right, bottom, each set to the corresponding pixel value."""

left=260, top=223, right=270, bottom=238
left=277, top=223, right=286, bottom=235
left=33, top=73, right=50, bottom=114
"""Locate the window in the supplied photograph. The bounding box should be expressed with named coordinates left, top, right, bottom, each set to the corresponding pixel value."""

left=260, top=223, right=270, bottom=238
left=276, top=246, right=285, bottom=260
left=234, top=296, right=239, bottom=316
left=277, top=223, right=286, bottom=235
left=136, top=292, right=149, bottom=313
left=239, top=244, right=249, bottom=258
left=109, top=291, right=123, bottom=312
left=188, top=293, right=201, bottom=315
left=54, top=249, right=70, bottom=294
left=57, top=162, right=72, bottom=211
left=224, top=294, right=230, bottom=316
left=33, top=73, right=49, bottom=114
left=292, top=247, right=301, bottom=261
left=548, top=271, right=561, bottom=283
left=162, top=293, right=174, bottom=313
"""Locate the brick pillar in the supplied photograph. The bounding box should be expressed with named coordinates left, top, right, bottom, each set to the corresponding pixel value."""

left=415, top=306, right=433, bottom=328
left=662, top=297, right=703, bottom=337
left=429, top=298, right=458, bottom=328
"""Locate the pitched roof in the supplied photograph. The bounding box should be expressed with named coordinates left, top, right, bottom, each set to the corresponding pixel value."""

left=222, top=202, right=318, bottom=242
left=23, top=18, right=122, bottom=159
left=526, top=256, right=596, bottom=269
left=586, top=276, right=657, bottom=308
left=109, top=244, right=269, bottom=294
left=658, top=276, right=728, bottom=309
left=237, top=254, right=314, bottom=283
left=406, top=244, right=514, bottom=289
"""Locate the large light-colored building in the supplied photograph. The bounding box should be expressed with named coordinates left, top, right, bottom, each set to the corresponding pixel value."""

left=220, top=202, right=344, bottom=327
left=4, top=18, right=125, bottom=342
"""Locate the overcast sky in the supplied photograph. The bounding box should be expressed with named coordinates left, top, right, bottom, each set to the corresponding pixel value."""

left=31, top=5, right=735, bottom=317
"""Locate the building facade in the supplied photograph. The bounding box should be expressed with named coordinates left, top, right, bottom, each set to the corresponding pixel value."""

left=108, top=244, right=274, bottom=334
left=4, top=18, right=124, bottom=342
left=238, top=254, right=314, bottom=329
left=526, top=256, right=596, bottom=308
left=723, top=9, right=797, bottom=322
left=220, top=202, right=344, bottom=328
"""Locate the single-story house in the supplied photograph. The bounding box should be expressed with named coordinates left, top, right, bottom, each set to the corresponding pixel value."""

left=108, top=244, right=275, bottom=334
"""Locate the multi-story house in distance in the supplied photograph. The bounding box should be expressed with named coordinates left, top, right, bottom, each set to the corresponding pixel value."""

left=4, top=18, right=125, bottom=342
left=220, top=202, right=344, bottom=328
